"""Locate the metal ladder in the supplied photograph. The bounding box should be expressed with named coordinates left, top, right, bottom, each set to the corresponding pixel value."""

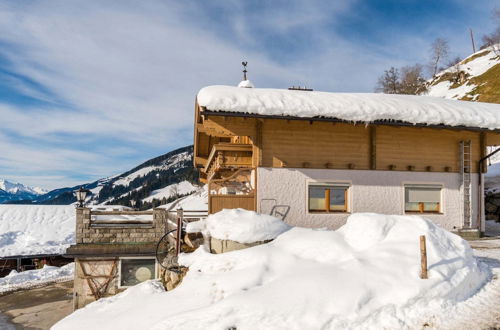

left=460, top=141, right=472, bottom=228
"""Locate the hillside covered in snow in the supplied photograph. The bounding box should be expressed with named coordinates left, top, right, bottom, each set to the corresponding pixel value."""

left=3, top=145, right=199, bottom=210
left=426, top=45, right=500, bottom=104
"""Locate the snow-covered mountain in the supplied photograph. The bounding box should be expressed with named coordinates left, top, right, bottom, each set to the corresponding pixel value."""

left=426, top=45, right=500, bottom=103
left=10, top=145, right=199, bottom=210
left=0, top=179, right=47, bottom=203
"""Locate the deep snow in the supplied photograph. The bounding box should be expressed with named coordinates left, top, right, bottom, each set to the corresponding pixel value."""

left=197, top=85, right=500, bottom=130
left=0, top=205, right=75, bottom=257
left=54, top=212, right=490, bottom=330
left=187, top=208, right=291, bottom=243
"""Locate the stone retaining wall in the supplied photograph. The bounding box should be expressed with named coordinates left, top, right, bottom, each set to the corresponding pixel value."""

left=75, top=208, right=168, bottom=244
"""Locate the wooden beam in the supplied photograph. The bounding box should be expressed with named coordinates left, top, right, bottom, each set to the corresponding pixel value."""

left=252, top=120, right=263, bottom=167
left=480, top=131, right=486, bottom=173
left=325, top=189, right=330, bottom=212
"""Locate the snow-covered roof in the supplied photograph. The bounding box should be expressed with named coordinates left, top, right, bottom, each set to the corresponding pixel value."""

left=0, top=205, right=75, bottom=258
left=197, top=85, right=500, bottom=130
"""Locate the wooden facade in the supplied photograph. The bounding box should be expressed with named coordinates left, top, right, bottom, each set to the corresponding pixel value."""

left=194, top=103, right=500, bottom=214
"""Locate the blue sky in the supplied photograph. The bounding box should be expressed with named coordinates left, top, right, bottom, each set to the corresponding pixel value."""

left=0, top=0, right=498, bottom=190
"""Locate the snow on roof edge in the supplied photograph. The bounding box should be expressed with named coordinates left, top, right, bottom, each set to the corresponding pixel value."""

left=197, top=85, right=500, bottom=130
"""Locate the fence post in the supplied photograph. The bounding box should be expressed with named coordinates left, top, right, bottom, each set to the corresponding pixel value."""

left=175, top=208, right=184, bottom=255
left=420, top=235, right=428, bottom=279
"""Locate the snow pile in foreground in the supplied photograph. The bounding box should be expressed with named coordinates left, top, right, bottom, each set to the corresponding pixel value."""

left=0, top=205, right=75, bottom=257
left=54, top=213, right=489, bottom=330
left=0, top=263, right=74, bottom=294
left=187, top=208, right=291, bottom=243
left=197, top=85, right=500, bottom=130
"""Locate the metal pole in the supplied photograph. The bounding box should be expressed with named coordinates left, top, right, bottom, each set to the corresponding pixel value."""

left=470, top=28, right=476, bottom=54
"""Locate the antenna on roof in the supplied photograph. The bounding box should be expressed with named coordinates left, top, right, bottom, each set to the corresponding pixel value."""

left=242, top=61, right=248, bottom=80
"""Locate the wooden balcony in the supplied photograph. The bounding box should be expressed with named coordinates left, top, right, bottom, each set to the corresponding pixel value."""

left=204, top=143, right=253, bottom=180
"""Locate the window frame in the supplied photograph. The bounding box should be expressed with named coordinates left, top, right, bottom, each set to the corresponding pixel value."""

left=403, top=183, right=443, bottom=214
left=307, top=181, right=351, bottom=214
left=118, top=256, right=158, bottom=288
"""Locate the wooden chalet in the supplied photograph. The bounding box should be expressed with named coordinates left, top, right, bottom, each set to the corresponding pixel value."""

left=194, top=83, right=500, bottom=237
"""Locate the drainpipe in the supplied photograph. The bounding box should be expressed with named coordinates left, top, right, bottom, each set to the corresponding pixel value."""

left=478, top=147, right=500, bottom=232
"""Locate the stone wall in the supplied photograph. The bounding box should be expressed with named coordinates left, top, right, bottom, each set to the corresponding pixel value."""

left=75, top=208, right=168, bottom=244
left=73, top=258, right=121, bottom=309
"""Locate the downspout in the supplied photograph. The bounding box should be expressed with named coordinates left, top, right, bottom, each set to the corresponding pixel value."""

left=477, top=147, right=500, bottom=231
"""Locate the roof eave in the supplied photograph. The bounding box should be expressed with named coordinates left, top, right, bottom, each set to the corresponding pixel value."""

left=201, top=109, right=500, bottom=133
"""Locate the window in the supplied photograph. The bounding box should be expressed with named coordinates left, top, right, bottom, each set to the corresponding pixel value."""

left=405, top=184, right=442, bottom=213
left=308, top=183, right=349, bottom=213
left=119, top=258, right=156, bottom=287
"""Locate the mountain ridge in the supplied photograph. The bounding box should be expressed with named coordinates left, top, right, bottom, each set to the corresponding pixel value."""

left=0, top=179, right=47, bottom=203
left=2, top=145, right=199, bottom=209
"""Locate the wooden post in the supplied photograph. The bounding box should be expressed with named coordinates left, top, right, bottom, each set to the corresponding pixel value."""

left=420, top=235, right=428, bottom=279
left=325, top=189, right=331, bottom=212
left=175, top=208, right=184, bottom=255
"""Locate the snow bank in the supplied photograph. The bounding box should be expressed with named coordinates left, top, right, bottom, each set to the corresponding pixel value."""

left=187, top=208, right=291, bottom=243
left=54, top=213, right=490, bottom=330
left=0, top=263, right=74, bottom=294
left=197, top=85, right=500, bottom=130
left=0, top=205, right=75, bottom=257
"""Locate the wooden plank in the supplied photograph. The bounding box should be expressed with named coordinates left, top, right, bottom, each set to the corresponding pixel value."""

left=91, top=211, right=153, bottom=216
left=370, top=125, right=377, bottom=170
left=480, top=131, right=486, bottom=173
left=209, top=195, right=256, bottom=214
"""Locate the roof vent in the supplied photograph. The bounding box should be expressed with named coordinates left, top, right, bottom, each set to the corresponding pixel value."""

left=288, top=86, right=313, bottom=91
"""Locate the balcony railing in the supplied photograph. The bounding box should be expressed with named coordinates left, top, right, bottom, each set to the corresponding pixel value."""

left=204, top=143, right=253, bottom=180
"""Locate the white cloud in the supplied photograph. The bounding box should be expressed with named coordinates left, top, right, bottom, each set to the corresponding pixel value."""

left=0, top=0, right=493, bottom=189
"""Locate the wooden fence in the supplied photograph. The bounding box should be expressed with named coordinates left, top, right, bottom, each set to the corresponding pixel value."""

left=209, top=194, right=255, bottom=214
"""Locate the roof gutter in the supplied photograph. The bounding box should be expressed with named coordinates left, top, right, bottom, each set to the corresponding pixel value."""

left=202, top=110, right=500, bottom=133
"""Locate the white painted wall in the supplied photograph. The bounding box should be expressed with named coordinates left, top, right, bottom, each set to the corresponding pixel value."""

left=257, top=168, right=481, bottom=231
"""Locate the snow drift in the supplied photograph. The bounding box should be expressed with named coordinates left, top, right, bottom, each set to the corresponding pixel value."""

left=54, top=212, right=488, bottom=330
left=0, top=205, right=75, bottom=257
left=187, top=208, right=291, bottom=243
left=0, top=263, right=74, bottom=294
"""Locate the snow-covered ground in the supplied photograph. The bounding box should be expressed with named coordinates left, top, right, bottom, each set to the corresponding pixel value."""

left=0, top=263, right=74, bottom=295
left=0, top=205, right=75, bottom=257
left=187, top=208, right=290, bottom=243
left=54, top=212, right=496, bottom=330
